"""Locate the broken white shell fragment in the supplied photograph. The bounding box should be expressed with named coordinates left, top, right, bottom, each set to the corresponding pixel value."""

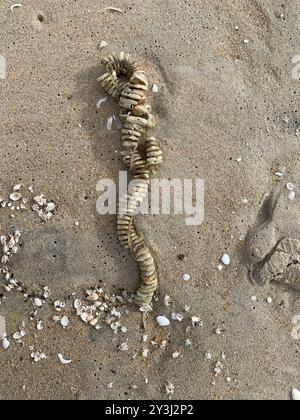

left=45, top=202, right=55, bottom=212
left=292, top=389, right=300, bottom=400
left=166, top=381, right=175, bottom=395
left=31, top=351, right=47, bottom=362
left=119, top=342, right=129, bottom=351
left=33, top=298, right=43, bottom=307
left=36, top=321, right=43, bottom=331
left=2, top=337, right=10, bottom=350
left=221, top=254, right=231, bottom=266
left=172, top=351, right=180, bottom=359
left=13, top=330, right=26, bottom=340
left=163, top=295, right=171, bottom=306
left=96, top=97, right=107, bottom=108
left=171, top=312, right=183, bottom=322
left=191, top=316, right=203, bottom=327
left=9, top=192, right=22, bottom=202
left=152, top=84, right=159, bottom=93
left=10, top=4, right=22, bottom=12
left=58, top=353, right=72, bottom=364
left=107, top=116, right=114, bottom=130
left=286, top=182, right=295, bottom=191
left=99, top=40, right=108, bottom=49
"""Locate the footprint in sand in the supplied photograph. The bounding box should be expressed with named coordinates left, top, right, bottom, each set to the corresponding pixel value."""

left=246, top=180, right=300, bottom=291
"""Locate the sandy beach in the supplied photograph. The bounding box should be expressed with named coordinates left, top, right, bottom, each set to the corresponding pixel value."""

left=0, top=0, right=300, bottom=400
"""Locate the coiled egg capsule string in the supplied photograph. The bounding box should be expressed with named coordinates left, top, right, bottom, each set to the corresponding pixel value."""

left=97, top=52, right=163, bottom=310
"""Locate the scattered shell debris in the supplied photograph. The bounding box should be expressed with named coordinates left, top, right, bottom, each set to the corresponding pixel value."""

left=31, top=351, right=47, bottom=362
left=32, top=194, right=56, bottom=222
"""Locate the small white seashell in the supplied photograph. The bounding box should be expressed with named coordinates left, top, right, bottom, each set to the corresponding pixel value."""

left=266, top=297, right=273, bottom=304
left=191, top=316, right=203, bottom=327
left=45, top=202, right=55, bottom=212
left=74, top=299, right=82, bottom=309
left=172, top=351, right=180, bottom=359
left=33, top=297, right=43, bottom=307
left=9, top=192, right=22, bottom=202
left=58, top=353, right=72, bottom=364
left=60, top=316, right=69, bottom=328
left=292, top=389, right=300, bottom=400
left=13, top=330, right=25, bottom=340
left=156, top=315, right=170, bottom=327
left=152, top=84, right=159, bottom=93
left=221, top=254, right=231, bottom=266
left=182, top=273, right=191, bottom=282
left=13, top=184, right=22, bottom=191
left=2, top=337, right=10, bottom=350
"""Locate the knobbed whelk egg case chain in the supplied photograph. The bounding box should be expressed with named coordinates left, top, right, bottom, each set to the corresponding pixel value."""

left=97, top=52, right=163, bottom=308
